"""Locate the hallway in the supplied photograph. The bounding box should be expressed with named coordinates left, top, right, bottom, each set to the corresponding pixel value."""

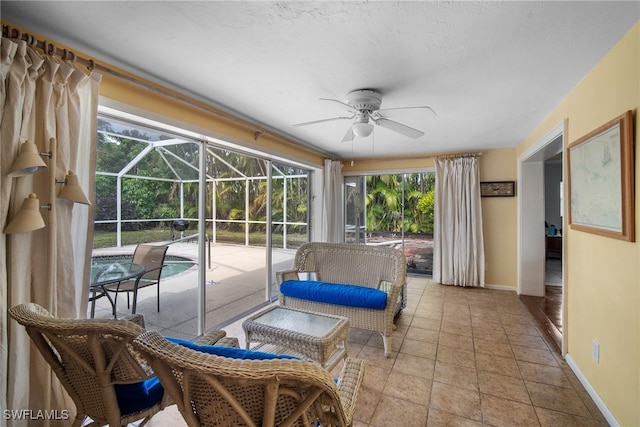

left=520, top=259, right=563, bottom=352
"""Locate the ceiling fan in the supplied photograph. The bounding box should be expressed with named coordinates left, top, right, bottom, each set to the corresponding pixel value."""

left=293, top=89, right=435, bottom=142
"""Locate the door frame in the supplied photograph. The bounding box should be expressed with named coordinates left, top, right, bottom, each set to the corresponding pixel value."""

left=517, top=120, right=567, bottom=355
left=343, top=168, right=435, bottom=275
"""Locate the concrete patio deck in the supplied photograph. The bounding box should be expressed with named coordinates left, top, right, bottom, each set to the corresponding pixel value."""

left=89, top=241, right=297, bottom=340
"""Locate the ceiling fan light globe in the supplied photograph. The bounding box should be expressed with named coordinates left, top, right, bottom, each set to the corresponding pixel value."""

left=352, top=122, right=374, bottom=138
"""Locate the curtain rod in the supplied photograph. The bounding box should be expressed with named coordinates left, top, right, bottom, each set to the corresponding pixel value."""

left=2, top=25, right=96, bottom=69
left=340, top=150, right=483, bottom=164
left=1, top=24, right=330, bottom=157
left=431, top=152, right=483, bottom=159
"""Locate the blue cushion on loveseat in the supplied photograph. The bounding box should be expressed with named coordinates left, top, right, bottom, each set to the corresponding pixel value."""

left=167, top=337, right=298, bottom=360
left=280, top=280, right=388, bottom=310
left=114, top=377, right=164, bottom=416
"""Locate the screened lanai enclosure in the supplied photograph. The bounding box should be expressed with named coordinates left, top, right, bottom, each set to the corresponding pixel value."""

left=92, top=113, right=312, bottom=335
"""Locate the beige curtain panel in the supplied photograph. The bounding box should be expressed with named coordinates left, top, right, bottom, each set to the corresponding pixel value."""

left=322, top=159, right=344, bottom=243
left=1, top=36, right=101, bottom=426
left=433, top=156, right=485, bottom=287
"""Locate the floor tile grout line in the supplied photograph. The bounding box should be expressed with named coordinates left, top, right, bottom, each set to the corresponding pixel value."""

left=138, top=277, right=607, bottom=426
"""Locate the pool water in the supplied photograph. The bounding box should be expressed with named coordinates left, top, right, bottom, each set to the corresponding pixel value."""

left=91, top=255, right=196, bottom=278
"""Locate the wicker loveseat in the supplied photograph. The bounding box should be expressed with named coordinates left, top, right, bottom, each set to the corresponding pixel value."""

left=277, top=242, right=407, bottom=357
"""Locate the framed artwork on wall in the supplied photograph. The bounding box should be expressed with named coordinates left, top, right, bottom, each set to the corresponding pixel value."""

left=480, top=181, right=516, bottom=197
left=567, top=110, right=635, bottom=242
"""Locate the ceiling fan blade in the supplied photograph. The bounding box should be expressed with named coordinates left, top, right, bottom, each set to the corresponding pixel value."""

left=293, top=116, right=353, bottom=127
left=319, top=98, right=359, bottom=114
left=341, top=127, right=355, bottom=142
left=378, top=106, right=437, bottom=116
left=375, top=118, right=424, bottom=139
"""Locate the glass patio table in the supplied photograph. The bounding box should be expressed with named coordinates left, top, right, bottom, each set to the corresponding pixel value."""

left=242, top=306, right=349, bottom=371
left=89, top=262, right=145, bottom=318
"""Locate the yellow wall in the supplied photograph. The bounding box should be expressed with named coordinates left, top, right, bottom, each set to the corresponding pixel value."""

left=343, top=156, right=434, bottom=173
left=99, top=73, right=326, bottom=167
left=478, top=149, right=518, bottom=288
left=517, top=23, right=639, bottom=426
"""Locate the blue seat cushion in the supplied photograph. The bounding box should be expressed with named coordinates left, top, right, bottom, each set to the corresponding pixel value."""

left=167, top=337, right=298, bottom=360
left=114, top=377, right=164, bottom=416
left=280, top=280, right=388, bottom=310
left=113, top=336, right=300, bottom=415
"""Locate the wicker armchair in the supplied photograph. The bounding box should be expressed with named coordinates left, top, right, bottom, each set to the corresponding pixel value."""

left=133, top=330, right=366, bottom=427
left=8, top=303, right=235, bottom=427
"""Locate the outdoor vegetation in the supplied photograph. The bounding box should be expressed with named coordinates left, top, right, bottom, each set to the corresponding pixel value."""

left=94, top=118, right=309, bottom=248
left=365, top=174, right=435, bottom=234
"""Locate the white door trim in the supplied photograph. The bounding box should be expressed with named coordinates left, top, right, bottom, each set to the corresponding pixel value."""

left=517, top=120, right=566, bottom=354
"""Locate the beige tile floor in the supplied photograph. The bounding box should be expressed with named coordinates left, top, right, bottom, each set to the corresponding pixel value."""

left=146, top=276, right=608, bottom=427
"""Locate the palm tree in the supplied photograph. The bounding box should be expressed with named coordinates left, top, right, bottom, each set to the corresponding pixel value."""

left=365, top=173, right=435, bottom=234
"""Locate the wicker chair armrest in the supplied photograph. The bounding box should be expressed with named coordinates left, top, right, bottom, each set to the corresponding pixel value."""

left=384, top=278, right=405, bottom=304
left=276, top=269, right=299, bottom=284
left=213, top=337, right=240, bottom=348
left=121, top=313, right=146, bottom=329
left=336, top=357, right=365, bottom=423
left=193, top=329, right=228, bottom=345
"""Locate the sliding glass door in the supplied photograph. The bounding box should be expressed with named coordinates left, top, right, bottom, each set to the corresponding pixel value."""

left=270, top=162, right=310, bottom=296
left=344, top=172, right=435, bottom=275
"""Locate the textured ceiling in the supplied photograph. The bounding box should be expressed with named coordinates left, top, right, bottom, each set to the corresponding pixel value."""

left=3, top=1, right=639, bottom=159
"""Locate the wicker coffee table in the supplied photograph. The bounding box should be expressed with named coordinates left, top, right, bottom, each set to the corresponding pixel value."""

left=242, top=306, right=349, bottom=371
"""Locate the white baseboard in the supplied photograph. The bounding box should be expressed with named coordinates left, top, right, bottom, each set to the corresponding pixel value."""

left=421, top=281, right=518, bottom=292
left=565, top=354, right=618, bottom=426
left=484, top=283, right=517, bottom=292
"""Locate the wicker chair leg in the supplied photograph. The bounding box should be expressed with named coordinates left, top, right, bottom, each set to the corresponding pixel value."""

left=382, top=335, right=392, bottom=358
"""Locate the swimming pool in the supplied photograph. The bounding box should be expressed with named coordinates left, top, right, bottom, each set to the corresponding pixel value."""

left=91, top=254, right=196, bottom=279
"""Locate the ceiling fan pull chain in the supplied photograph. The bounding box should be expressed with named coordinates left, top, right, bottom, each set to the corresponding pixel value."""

left=372, top=128, right=375, bottom=156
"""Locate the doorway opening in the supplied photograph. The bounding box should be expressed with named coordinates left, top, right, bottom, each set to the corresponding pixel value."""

left=518, top=122, right=565, bottom=354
